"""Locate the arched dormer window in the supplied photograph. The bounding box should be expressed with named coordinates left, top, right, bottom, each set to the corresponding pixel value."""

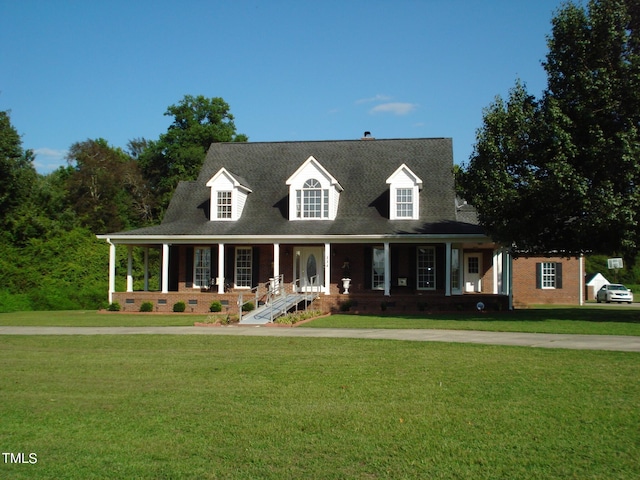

left=286, top=156, right=342, bottom=221
left=296, top=178, right=329, bottom=218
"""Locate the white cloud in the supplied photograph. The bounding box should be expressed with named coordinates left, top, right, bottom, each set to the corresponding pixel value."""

left=34, top=147, right=67, bottom=158
left=356, top=94, right=392, bottom=104
left=369, top=102, right=418, bottom=116
left=33, top=148, right=68, bottom=174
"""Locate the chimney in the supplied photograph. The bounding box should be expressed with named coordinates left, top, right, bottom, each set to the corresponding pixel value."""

left=361, top=131, right=375, bottom=140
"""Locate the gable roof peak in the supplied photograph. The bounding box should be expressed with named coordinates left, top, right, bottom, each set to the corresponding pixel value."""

left=206, top=167, right=252, bottom=192
left=286, top=155, right=344, bottom=191
left=386, top=163, right=423, bottom=187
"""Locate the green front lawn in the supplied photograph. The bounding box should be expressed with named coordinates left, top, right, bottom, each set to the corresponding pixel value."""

left=1, top=335, right=638, bottom=479
left=0, top=310, right=201, bottom=327
left=304, top=306, right=640, bottom=335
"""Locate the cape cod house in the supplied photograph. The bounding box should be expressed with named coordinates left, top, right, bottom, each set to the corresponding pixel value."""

left=98, top=137, right=584, bottom=317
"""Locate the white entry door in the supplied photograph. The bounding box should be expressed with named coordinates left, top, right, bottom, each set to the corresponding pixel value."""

left=294, top=247, right=324, bottom=291
left=464, top=253, right=482, bottom=293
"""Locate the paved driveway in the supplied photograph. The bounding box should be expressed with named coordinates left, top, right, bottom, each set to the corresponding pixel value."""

left=1, top=326, right=639, bottom=352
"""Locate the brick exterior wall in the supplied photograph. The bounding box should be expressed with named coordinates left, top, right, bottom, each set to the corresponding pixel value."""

left=512, top=256, right=583, bottom=307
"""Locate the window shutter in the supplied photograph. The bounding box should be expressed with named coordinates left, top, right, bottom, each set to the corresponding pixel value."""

left=535, top=263, right=542, bottom=289
left=555, top=262, right=563, bottom=289
left=185, top=247, right=194, bottom=288
left=209, top=247, right=216, bottom=287
left=252, top=247, right=260, bottom=287
left=225, top=246, right=234, bottom=288
left=364, top=247, right=372, bottom=289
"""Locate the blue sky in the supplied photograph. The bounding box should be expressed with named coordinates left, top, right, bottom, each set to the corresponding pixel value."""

left=1, top=0, right=566, bottom=174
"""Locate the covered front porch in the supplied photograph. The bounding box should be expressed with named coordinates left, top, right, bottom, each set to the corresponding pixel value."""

left=103, top=236, right=513, bottom=316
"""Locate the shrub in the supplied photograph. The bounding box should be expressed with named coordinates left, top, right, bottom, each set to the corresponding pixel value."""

left=275, top=310, right=322, bottom=325
left=209, top=301, right=222, bottom=312
left=242, top=301, right=255, bottom=312
left=339, top=300, right=352, bottom=312
left=140, top=302, right=153, bottom=312
left=173, top=301, right=186, bottom=312
left=107, top=302, right=121, bottom=312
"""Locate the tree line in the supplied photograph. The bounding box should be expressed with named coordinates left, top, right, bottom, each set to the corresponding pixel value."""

left=0, top=96, right=247, bottom=312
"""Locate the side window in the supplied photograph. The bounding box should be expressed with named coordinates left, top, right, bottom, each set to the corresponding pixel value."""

left=536, top=262, right=563, bottom=289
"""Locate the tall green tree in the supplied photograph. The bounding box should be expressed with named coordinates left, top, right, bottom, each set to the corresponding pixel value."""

left=138, top=95, right=248, bottom=215
left=66, top=138, right=153, bottom=233
left=459, top=0, right=640, bottom=260
left=0, top=110, right=37, bottom=237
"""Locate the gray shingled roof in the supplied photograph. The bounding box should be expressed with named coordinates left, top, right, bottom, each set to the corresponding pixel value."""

left=112, top=138, right=484, bottom=237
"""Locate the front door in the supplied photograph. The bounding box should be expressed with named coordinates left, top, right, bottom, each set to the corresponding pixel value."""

left=464, top=253, right=482, bottom=293
left=294, top=247, right=324, bottom=291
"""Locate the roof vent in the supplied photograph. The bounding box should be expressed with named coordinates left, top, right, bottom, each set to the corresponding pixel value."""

left=361, top=131, right=374, bottom=140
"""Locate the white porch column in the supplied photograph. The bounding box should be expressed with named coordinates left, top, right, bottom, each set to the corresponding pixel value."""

left=579, top=254, right=584, bottom=306
left=143, top=247, right=149, bottom=292
left=324, top=242, right=331, bottom=295
left=493, top=249, right=502, bottom=294
left=273, top=243, right=280, bottom=279
left=127, top=245, right=134, bottom=292
left=384, top=241, right=391, bottom=296
left=161, top=243, right=169, bottom=294
left=217, top=243, right=225, bottom=294
left=108, top=240, right=116, bottom=305
left=445, top=242, right=452, bottom=297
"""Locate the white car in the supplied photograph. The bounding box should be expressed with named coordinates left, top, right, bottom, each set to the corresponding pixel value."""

left=596, top=284, right=634, bottom=304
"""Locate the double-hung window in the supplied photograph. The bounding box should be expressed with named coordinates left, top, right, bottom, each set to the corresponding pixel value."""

left=194, top=248, right=211, bottom=288
left=536, top=262, right=563, bottom=289
left=417, top=246, right=436, bottom=290
left=372, top=247, right=385, bottom=290
left=217, top=191, right=232, bottom=219
left=235, top=247, right=252, bottom=288
left=396, top=188, right=413, bottom=218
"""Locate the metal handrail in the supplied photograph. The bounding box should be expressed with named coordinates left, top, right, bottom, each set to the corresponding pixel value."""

left=240, top=274, right=320, bottom=323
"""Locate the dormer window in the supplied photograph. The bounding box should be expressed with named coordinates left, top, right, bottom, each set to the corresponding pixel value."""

left=206, top=168, right=252, bottom=221
left=396, top=188, right=414, bottom=218
left=217, top=191, right=232, bottom=219
left=386, top=164, right=423, bottom=220
left=297, top=178, right=329, bottom=218
left=286, top=156, right=342, bottom=221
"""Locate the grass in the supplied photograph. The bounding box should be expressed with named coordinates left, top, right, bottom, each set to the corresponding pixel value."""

left=0, top=310, right=201, bottom=327
left=303, top=306, right=640, bottom=335
left=0, top=334, right=638, bottom=479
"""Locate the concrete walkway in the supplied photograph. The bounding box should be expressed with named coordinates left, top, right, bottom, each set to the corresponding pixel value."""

left=1, top=325, right=639, bottom=352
